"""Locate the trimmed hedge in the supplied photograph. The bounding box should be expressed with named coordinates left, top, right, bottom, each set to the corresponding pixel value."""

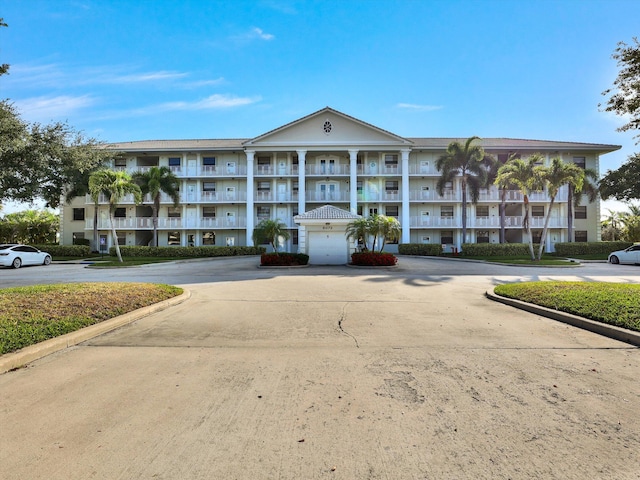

left=398, top=243, right=443, bottom=256
left=461, top=243, right=542, bottom=257
left=33, top=244, right=91, bottom=257
left=351, top=252, right=398, bottom=266
left=260, top=252, right=309, bottom=266
left=553, top=241, right=633, bottom=256
left=109, top=245, right=266, bottom=258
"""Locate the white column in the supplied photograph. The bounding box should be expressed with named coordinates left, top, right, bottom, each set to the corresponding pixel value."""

left=349, top=149, right=358, bottom=214
left=401, top=149, right=411, bottom=243
left=246, top=150, right=255, bottom=246
left=297, top=150, right=307, bottom=215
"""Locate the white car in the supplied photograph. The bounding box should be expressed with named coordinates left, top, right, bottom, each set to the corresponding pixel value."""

left=608, top=244, right=640, bottom=265
left=0, top=244, right=52, bottom=269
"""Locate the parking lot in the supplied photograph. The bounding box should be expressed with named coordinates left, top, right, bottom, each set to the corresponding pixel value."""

left=1, top=256, right=639, bottom=479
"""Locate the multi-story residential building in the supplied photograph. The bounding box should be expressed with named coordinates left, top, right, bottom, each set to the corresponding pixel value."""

left=60, top=107, right=619, bottom=262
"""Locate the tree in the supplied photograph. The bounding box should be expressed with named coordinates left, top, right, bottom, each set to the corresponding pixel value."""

left=436, top=137, right=488, bottom=244
left=1, top=18, right=8, bottom=76
left=1, top=209, right=59, bottom=244
left=600, top=38, right=640, bottom=143
left=346, top=214, right=401, bottom=253
left=620, top=204, right=640, bottom=242
left=0, top=100, right=111, bottom=208
left=567, top=167, right=598, bottom=242
left=88, top=169, right=142, bottom=262
left=495, top=155, right=545, bottom=260
left=601, top=209, right=624, bottom=241
left=599, top=153, right=640, bottom=202
left=345, top=217, right=370, bottom=251
left=537, top=158, right=584, bottom=260
left=252, top=218, right=290, bottom=253
left=132, top=166, right=180, bottom=247
left=484, top=153, right=518, bottom=243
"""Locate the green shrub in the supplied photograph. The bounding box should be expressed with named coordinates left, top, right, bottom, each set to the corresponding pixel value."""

left=33, top=244, right=91, bottom=257
left=260, top=252, right=309, bottom=266
left=109, top=245, right=266, bottom=258
left=461, top=243, right=542, bottom=257
left=351, top=252, right=398, bottom=266
left=553, top=241, right=633, bottom=256
left=73, top=238, right=91, bottom=246
left=398, top=243, right=443, bottom=256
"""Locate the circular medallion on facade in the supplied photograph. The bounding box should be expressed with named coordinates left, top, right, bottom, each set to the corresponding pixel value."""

left=323, top=120, right=332, bottom=134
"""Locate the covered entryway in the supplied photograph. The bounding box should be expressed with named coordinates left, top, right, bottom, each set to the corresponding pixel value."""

left=294, top=205, right=361, bottom=265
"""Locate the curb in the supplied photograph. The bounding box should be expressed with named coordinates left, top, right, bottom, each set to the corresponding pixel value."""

left=485, top=290, right=640, bottom=347
left=0, top=290, right=191, bottom=375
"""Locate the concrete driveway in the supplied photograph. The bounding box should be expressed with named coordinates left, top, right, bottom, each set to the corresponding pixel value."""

left=1, top=257, right=639, bottom=479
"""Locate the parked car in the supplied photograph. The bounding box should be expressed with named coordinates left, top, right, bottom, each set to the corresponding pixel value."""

left=608, top=244, right=640, bottom=265
left=0, top=244, right=52, bottom=269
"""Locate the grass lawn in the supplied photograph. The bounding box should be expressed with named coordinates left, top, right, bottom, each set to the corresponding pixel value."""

left=0, top=282, right=183, bottom=355
left=494, top=281, right=640, bottom=332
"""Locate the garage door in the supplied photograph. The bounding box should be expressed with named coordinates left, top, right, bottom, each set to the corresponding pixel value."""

left=308, top=231, right=348, bottom=265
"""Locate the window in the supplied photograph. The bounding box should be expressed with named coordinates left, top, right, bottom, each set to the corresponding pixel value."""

left=114, top=208, right=126, bottom=218
left=72, top=232, right=85, bottom=243
left=257, top=156, right=271, bottom=166
left=225, top=237, right=235, bottom=247
left=440, top=205, right=454, bottom=218
left=575, top=230, right=588, bottom=242
left=441, top=230, right=454, bottom=244
left=203, top=207, right=216, bottom=218
left=168, top=207, right=181, bottom=218
left=117, top=233, right=126, bottom=245
left=386, top=205, right=399, bottom=217
left=384, top=154, right=398, bottom=170
left=357, top=181, right=363, bottom=194
left=202, top=231, right=215, bottom=245
left=168, top=157, right=181, bottom=167
left=257, top=206, right=270, bottom=219
left=293, top=181, right=299, bottom=194
left=114, top=157, right=126, bottom=168
left=532, top=231, right=542, bottom=243
left=168, top=231, right=180, bottom=246
left=574, top=206, right=587, bottom=219
left=385, top=180, right=399, bottom=192
left=203, top=182, right=216, bottom=192
left=73, top=208, right=85, bottom=221
left=422, top=236, right=431, bottom=244
left=477, top=230, right=490, bottom=243
left=203, top=157, right=216, bottom=166
left=532, top=206, right=545, bottom=217
left=573, top=156, right=586, bottom=169
left=257, top=181, right=270, bottom=192
left=476, top=206, right=489, bottom=217
left=292, top=229, right=299, bottom=246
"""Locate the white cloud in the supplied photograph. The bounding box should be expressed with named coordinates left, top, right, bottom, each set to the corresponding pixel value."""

left=132, top=94, right=261, bottom=115
left=230, top=27, right=275, bottom=43
left=13, top=95, right=96, bottom=122
left=252, top=27, right=275, bottom=41
left=397, top=103, right=443, bottom=111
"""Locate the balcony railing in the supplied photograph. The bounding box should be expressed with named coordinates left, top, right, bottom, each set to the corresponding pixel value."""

left=87, top=216, right=247, bottom=230
left=306, top=165, right=351, bottom=176
left=357, top=191, right=401, bottom=201
left=306, top=191, right=350, bottom=202
left=410, top=216, right=568, bottom=228
left=409, top=190, right=461, bottom=201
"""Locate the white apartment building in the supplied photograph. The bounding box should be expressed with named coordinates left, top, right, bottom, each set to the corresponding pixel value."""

left=60, top=107, right=620, bottom=257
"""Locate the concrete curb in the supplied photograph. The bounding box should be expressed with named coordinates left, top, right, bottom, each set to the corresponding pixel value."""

left=0, top=290, right=191, bottom=375
left=485, top=290, right=640, bottom=347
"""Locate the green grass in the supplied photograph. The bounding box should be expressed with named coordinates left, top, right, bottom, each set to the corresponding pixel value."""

left=494, top=281, right=640, bottom=331
left=0, top=283, right=183, bottom=355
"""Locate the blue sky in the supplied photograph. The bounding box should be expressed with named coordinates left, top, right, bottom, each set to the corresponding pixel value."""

left=2, top=0, right=639, bottom=214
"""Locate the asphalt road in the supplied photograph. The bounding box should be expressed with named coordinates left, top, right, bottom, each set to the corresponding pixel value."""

left=1, top=256, right=639, bottom=480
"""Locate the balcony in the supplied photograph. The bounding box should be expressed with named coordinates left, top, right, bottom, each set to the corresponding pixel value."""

left=409, top=190, right=461, bottom=202
left=409, top=216, right=568, bottom=229
left=306, top=165, right=351, bottom=176
left=87, top=216, right=247, bottom=230
left=306, top=191, right=350, bottom=202
left=357, top=191, right=401, bottom=202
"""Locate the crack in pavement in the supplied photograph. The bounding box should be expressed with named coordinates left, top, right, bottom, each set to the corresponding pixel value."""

left=338, top=302, right=360, bottom=348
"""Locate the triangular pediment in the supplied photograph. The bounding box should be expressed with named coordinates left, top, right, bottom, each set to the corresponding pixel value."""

left=294, top=204, right=361, bottom=222
left=244, top=107, right=412, bottom=149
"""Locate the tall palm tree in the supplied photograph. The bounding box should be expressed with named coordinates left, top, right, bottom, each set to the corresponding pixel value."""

left=252, top=218, right=290, bottom=253
left=88, top=169, right=142, bottom=262
left=601, top=209, right=623, bottom=241
left=436, top=137, right=487, bottom=244
left=483, top=153, right=517, bottom=243
left=567, top=167, right=598, bottom=242
left=537, top=157, right=584, bottom=260
left=132, top=166, right=180, bottom=247
left=377, top=215, right=401, bottom=252
left=495, top=155, right=545, bottom=260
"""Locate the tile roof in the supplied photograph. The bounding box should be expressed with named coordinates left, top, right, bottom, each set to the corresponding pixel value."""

left=294, top=205, right=361, bottom=221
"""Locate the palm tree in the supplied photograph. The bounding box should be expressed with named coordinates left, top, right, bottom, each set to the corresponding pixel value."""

left=88, top=169, right=142, bottom=262
left=537, top=157, right=584, bottom=260
left=483, top=153, right=517, bottom=244
left=601, top=209, right=623, bottom=241
left=252, top=218, right=290, bottom=253
left=567, top=167, right=598, bottom=242
left=345, top=217, right=370, bottom=251
left=376, top=215, right=401, bottom=252
left=436, top=137, right=488, bottom=244
left=620, top=204, right=640, bottom=241
left=132, top=166, right=180, bottom=247
left=495, top=155, right=545, bottom=260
